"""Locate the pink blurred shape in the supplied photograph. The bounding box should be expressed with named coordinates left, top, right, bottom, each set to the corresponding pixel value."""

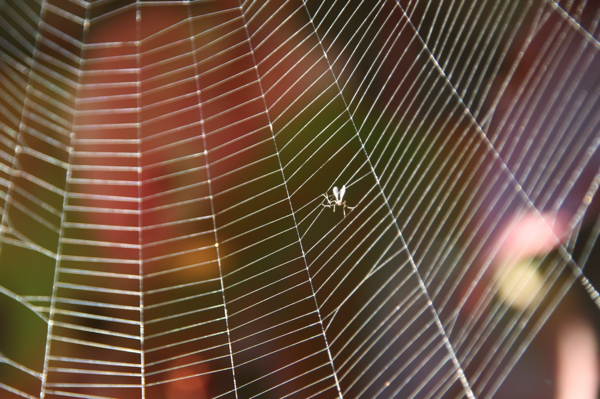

left=496, top=212, right=569, bottom=261
left=556, top=318, right=600, bottom=399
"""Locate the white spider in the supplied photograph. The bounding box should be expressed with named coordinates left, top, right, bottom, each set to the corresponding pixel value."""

left=322, top=185, right=355, bottom=217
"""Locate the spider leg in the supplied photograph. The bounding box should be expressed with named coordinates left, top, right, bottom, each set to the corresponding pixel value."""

left=343, top=202, right=355, bottom=217
left=322, top=193, right=336, bottom=210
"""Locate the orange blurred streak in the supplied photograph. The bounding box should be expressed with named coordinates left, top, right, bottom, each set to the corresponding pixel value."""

left=163, top=355, right=209, bottom=399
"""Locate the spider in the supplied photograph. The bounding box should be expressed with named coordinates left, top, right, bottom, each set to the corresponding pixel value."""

left=322, top=185, right=355, bottom=217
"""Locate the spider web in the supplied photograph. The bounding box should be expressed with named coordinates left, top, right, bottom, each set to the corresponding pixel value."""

left=1, top=0, right=600, bottom=398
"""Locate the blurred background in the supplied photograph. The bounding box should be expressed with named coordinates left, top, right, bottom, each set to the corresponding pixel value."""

left=1, top=0, right=600, bottom=398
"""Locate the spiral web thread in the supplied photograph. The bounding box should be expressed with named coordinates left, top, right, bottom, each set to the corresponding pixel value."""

left=1, top=0, right=600, bottom=398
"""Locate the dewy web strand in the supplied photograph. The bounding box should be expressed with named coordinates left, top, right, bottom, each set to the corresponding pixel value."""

left=238, top=1, right=345, bottom=397
left=186, top=3, right=239, bottom=397
left=1, top=1, right=600, bottom=398
left=394, top=0, right=600, bottom=308
left=39, top=0, right=84, bottom=396
left=301, top=1, right=477, bottom=398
